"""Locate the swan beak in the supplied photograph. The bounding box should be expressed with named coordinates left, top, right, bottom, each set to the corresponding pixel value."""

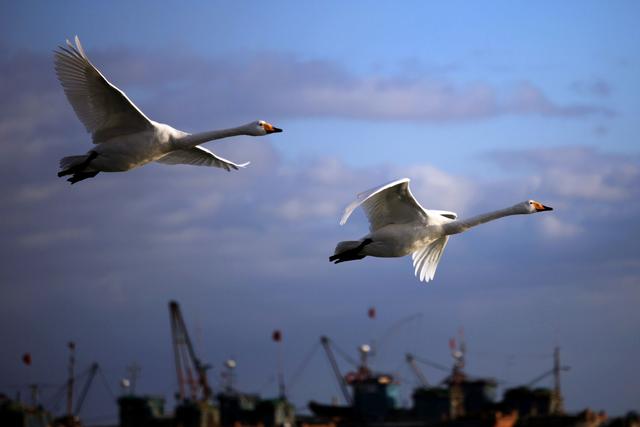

left=263, top=123, right=283, bottom=134
left=539, top=205, right=553, bottom=212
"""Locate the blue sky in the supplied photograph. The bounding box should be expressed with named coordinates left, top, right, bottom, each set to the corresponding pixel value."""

left=1, top=0, right=639, bottom=422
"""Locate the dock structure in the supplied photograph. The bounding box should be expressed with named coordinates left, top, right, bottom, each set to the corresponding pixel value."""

left=7, top=303, right=632, bottom=427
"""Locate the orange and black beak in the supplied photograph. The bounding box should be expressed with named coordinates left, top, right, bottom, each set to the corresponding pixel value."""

left=263, top=123, right=283, bottom=134
left=532, top=201, right=553, bottom=212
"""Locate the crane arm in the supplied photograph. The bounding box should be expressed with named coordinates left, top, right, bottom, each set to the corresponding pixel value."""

left=526, top=366, right=570, bottom=388
left=320, top=336, right=352, bottom=405
left=74, top=363, right=99, bottom=415
left=405, top=353, right=429, bottom=387
left=412, top=354, right=450, bottom=373
left=169, top=301, right=213, bottom=402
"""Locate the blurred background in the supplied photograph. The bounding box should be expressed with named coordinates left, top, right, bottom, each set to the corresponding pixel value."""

left=0, top=1, right=638, bottom=424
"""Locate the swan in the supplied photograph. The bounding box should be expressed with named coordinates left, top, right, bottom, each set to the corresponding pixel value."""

left=329, top=178, right=553, bottom=282
left=54, top=36, right=282, bottom=184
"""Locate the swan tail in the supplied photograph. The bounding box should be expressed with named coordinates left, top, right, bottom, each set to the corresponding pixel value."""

left=58, top=155, right=91, bottom=176
left=58, top=151, right=100, bottom=184
left=329, top=239, right=372, bottom=264
left=67, top=171, right=100, bottom=184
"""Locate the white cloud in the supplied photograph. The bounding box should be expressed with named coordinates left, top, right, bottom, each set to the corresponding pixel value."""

left=157, top=192, right=225, bottom=226
left=539, top=215, right=583, bottom=238
left=490, top=147, right=640, bottom=203
left=570, top=78, right=612, bottom=98
left=546, top=169, right=631, bottom=201
left=14, top=182, right=61, bottom=203
left=22, top=47, right=612, bottom=125
left=273, top=198, right=339, bottom=221
left=17, top=227, right=93, bottom=248
left=401, top=164, right=476, bottom=212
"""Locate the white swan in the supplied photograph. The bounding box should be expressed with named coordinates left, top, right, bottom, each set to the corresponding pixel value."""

left=54, top=36, right=282, bottom=184
left=330, top=178, right=553, bottom=282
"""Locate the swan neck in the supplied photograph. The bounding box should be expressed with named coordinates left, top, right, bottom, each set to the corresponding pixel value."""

left=175, top=125, right=249, bottom=148
left=443, top=206, right=521, bottom=235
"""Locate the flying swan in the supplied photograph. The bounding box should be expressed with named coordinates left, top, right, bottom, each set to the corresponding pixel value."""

left=330, top=178, right=553, bottom=282
left=54, top=36, right=282, bottom=184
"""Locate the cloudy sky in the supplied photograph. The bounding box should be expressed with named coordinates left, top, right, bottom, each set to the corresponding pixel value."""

left=1, top=0, right=639, bottom=422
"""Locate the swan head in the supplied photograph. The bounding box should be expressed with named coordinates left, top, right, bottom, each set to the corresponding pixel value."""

left=246, top=120, right=283, bottom=136
left=518, top=200, right=553, bottom=214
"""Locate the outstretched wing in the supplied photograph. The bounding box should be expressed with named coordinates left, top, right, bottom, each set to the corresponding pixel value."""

left=156, top=146, right=249, bottom=171
left=53, top=36, right=153, bottom=143
left=340, top=178, right=429, bottom=231
left=426, top=210, right=457, bottom=220
left=412, top=236, right=449, bottom=282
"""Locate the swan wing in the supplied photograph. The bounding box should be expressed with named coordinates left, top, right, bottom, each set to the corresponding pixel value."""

left=53, top=36, right=153, bottom=143
left=412, top=236, right=449, bottom=282
left=425, top=209, right=458, bottom=221
left=156, top=146, right=250, bottom=171
left=340, top=178, right=430, bottom=231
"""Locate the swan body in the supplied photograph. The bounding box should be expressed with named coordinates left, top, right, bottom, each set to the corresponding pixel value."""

left=330, top=178, right=553, bottom=282
left=54, top=36, right=282, bottom=184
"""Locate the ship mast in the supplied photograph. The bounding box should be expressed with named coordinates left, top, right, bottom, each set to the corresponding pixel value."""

left=449, top=329, right=466, bottom=419
left=272, top=330, right=286, bottom=398
left=552, top=346, right=565, bottom=414
left=66, top=342, right=76, bottom=418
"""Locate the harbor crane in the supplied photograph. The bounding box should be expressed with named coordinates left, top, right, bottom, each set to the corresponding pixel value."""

left=169, top=301, right=213, bottom=402
left=74, top=363, right=99, bottom=415
left=52, top=343, right=104, bottom=427
left=526, top=346, right=569, bottom=414
left=405, top=352, right=451, bottom=386
left=320, top=336, right=353, bottom=405
left=405, top=353, right=429, bottom=388
left=526, top=347, right=570, bottom=388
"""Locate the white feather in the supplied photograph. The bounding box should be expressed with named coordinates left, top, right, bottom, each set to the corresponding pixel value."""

left=54, top=36, right=152, bottom=142
left=156, top=146, right=249, bottom=171
left=412, top=237, right=449, bottom=283
left=340, top=178, right=430, bottom=230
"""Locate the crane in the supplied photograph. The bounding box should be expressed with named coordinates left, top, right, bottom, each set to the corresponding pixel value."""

left=169, top=301, right=213, bottom=402
left=526, top=347, right=570, bottom=388
left=74, top=363, right=99, bottom=415
left=51, top=361, right=106, bottom=426
left=405, top=353, right=429, bottom=388
left=320, top=336, right=352, bottom=405
left=526, top=347, right=569, bottom=414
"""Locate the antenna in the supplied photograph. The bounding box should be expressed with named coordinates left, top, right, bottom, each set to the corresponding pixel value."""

left=525, top=346, right=570, bottom=414
left=223, top=359, right=236, bottom=393
left=66, top=342, right=76, bottom=418
left=449, top=329, right=466, bottom=419
left=359, top=344, right=371, bottom=371
left=552, top=346, right=565, bottom=414
left=273, top=330, right=285, bottom=398
left=367, top=307, right=377, bottom=357
left=126, top=363, right=141, bottom=395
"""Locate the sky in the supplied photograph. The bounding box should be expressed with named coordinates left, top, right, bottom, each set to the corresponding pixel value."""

left=0, top=0, right=639, bottom=423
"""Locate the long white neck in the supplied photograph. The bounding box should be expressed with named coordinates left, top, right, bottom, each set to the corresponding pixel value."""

left=442, top=205, right=524, bottom=236
left=174, top=124, right=252, bottom=149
